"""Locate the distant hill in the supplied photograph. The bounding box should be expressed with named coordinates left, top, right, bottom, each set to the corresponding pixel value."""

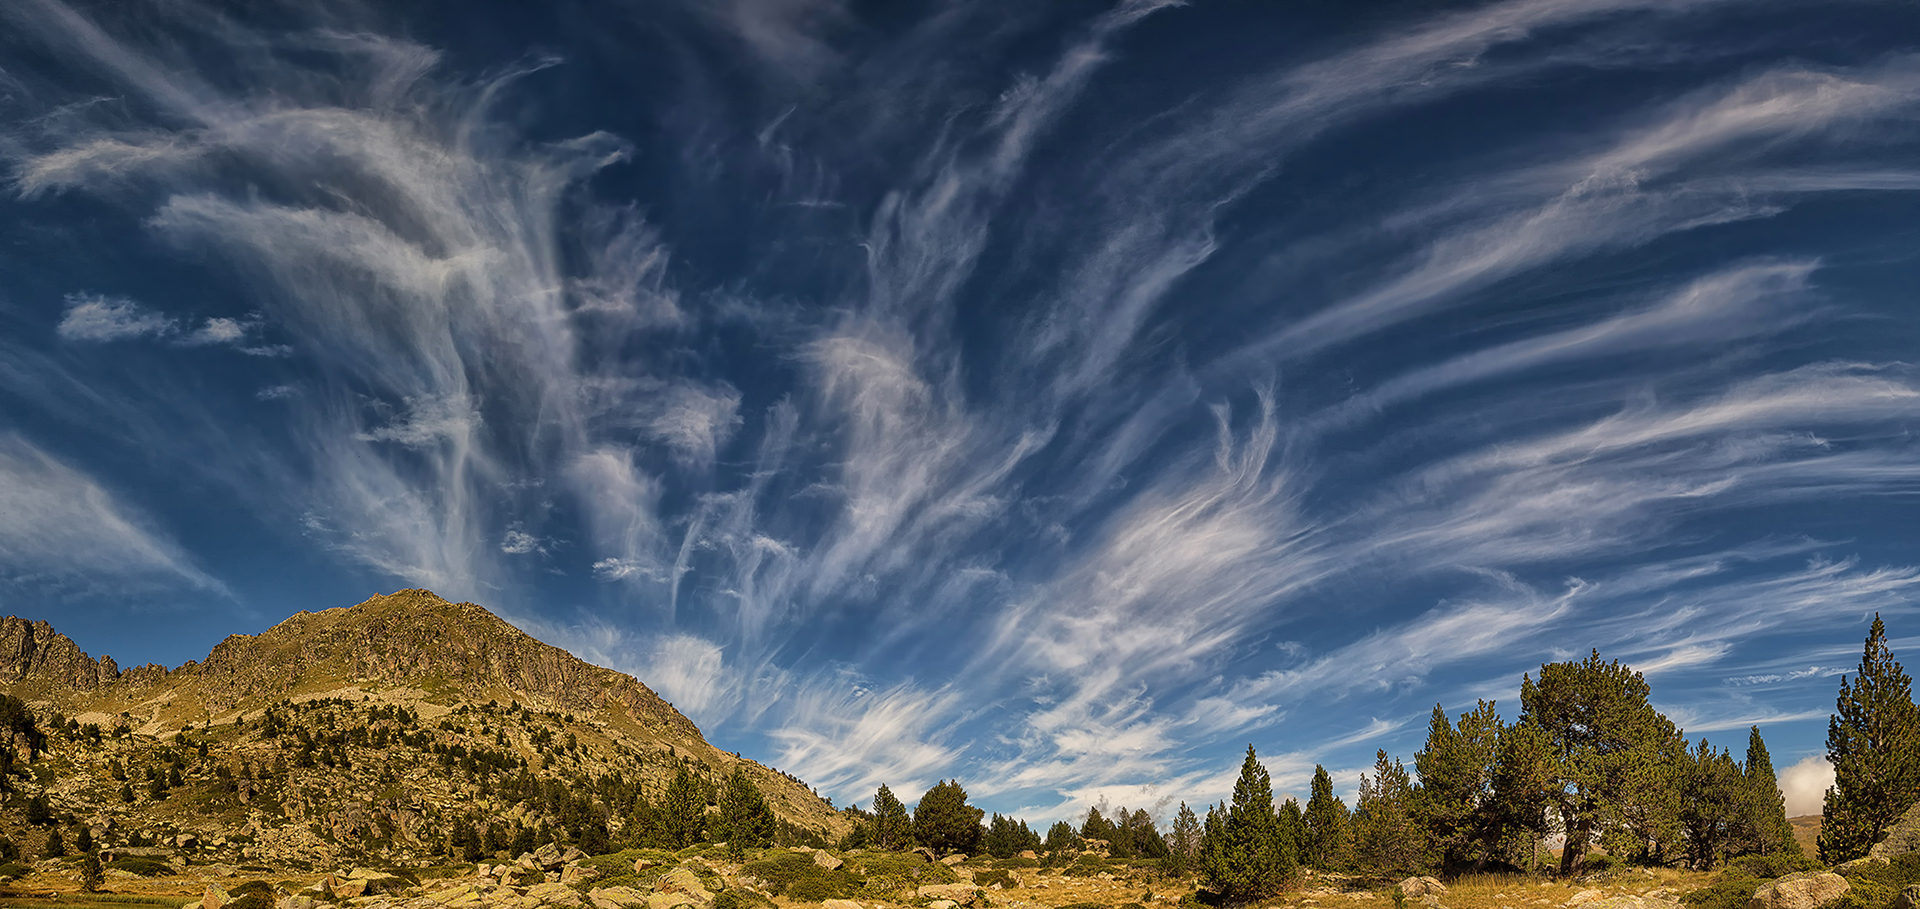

left=0, top=589, right=849, bottom=868
left=1790, top=815, right=1820, bottom=857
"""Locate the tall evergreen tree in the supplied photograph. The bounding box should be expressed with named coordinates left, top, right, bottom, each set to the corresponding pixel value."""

left=1488, top=721, right=1554, bottom=873
left=1167, top=802, right=1202, bottom=876
left=1741, top=726, right=1801, bottom=857
left=1520, top=651, right=1687, bottom=874
left=660, top=765, right=708, bottom=848
left=913, top=780, right=984, bottom=855
left=1676, top=739, right=1744, bottom=870
left=871, top=784, right=913, bottom=850
left=1303, top=765, right=1351, bottom=871
left=1821, top=615, right=1920, bottom=864
left=1353, top=750, right=1423, bottom=874
left=1415, top=701, right=1503, bottom=872
left=712, top=767, right=776, bottom=848
left=1044, top=820, right=1080, bottom=855
left=1201, top=745, right=1294, bottom=901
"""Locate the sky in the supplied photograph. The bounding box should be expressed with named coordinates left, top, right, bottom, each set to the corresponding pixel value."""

left=2, top=0, right=1918, bottom=824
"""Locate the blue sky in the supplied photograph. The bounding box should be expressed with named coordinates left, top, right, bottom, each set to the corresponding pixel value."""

left=3, top=0, right=1918, bottom=823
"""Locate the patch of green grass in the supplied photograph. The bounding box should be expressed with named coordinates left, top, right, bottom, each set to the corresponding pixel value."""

left=974, top=869, right=1016, bottom=889
left=103, top=857, right=169, bottom=877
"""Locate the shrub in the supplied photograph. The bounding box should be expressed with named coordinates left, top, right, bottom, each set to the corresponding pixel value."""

left=975, top=868, right=1016, bottom=889
left=1729, top=853, right=1822, bottom=880
left=0, top=862, right=30, bottom=880
left=786, top=871, right=861, bottom=902
left=1064, top=854, right=1113, bottom=878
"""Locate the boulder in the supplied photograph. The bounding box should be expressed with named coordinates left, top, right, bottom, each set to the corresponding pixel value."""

left=821, top=901, right=863, bottom=909
left=275, top=897, right=315, bottom=909
left=526, top=882, right=587, bottom=908
left=534, top=843, right=567, bottom=871
left=930, top=902, right=959, bottom=909
left=911, top=847, right=937, bottom=863
left=1567, top=890, right=1606, bottom=907
left=1874, top=802, right=1920, bottom=858
left=633, top=859, right=659, bottom=873
left=655, top=867, right=712, bottom=901
left=331, top=878, right=370, bottom=899
left=917, top=883, right=981, bottom=905
left=645, top=894, right=702, bottom=909
left=1399, top=877, right=1448, bottom=899
left=1018, top=851, right=1038, bottom=860
left=563, top=865, right=600, bottom=886
left=588, top=886, right=651, bottom=909
left=1750, top=872, right=1850, bottom=909
left=203, top=886, right=232, bottom=909
left=813, top=851, right=844, bottom=871
left=1893, top=884, right=1920, bottom=909
left=940, top=854, right=966, bottom=866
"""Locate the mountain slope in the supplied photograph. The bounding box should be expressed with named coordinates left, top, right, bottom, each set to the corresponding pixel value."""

left=0, top=590, right=849, bottom=867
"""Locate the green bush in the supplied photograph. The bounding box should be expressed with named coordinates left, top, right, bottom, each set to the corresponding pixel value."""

left=1064, top=854, right=1114, bottom=878
left=848, top=851, right=955, bottom=897
left=1827, top=855, right=1920, bottom=909
left=787, top=870, right=862, bottom=902
left=1730, top=853, right=1822, bottom=880
left=231, top=880, right=276, bottom=898
left=227, top=894, right=274, bottom=909
left=108, top=856, right=174, bottom=876
left=1681, top=874, right=1765, bottom=909
left=0, top=862, right=30, bottom=880
left=975, top=868, right=1016, bottom=889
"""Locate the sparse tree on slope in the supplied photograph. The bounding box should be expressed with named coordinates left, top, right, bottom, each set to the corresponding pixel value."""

left=1304, top=765, right=1351, bottom=871
left=871, top=783, right=914, bottom=850
left=713, top=766, right=775, bottom=849
left=1167, top=802, right=1202, bottom=876
left=1822, top=615, right=1920, bottom=864
left=1201, top=745, right=1294, bottom=901
left=660, top=765, right=707, bottom=848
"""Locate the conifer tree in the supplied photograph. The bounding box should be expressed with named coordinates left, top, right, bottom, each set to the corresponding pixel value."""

left=1676, top=739, right=1743, bottom=870
left=44, top=826, right=64, bottom=859
left=871, top=784, right=914, bottom=851
left=1303, top=765, right=1351, bottom=871
left=913, top=780, right=984, bottom=855
left=1741, top=727, right=1800, bottom=857
left=1353, top=750, right=1423, bottom=874
left=1043, top=820, right=1079, bottom=855
left=660, top=765, right=708, bottom=847
left=1821, top=615, right=1920, bottom=864
left=713, top=766, right=775, bottom=849
left=1081, top=807, right=1115, bottom=843
left=1201, top=745, right=1294, bottom=901
left=1520, top=651, right=1686, bottom=874
left=1166, top=802, right=1202, bottom=876
left=1488, top=722, right=1554, bottom=872
left=1415, top=701, right=1502, bottom=872
left=78, top=850, right=103, bottom=893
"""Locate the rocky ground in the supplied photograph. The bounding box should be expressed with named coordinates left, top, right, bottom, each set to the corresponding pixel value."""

left=0, top=845, right=1749, bottom=909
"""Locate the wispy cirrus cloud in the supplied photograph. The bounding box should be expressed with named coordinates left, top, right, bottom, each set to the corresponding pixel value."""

left=0, top=434, right=225, bottom=595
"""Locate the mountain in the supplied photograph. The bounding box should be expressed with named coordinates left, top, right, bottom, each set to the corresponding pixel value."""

left=0, top=590, right=849, bottom=869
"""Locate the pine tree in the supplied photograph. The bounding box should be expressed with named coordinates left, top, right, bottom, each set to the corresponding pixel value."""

left=1304, top=764, right=1351, bottom=871
left=1201, top=745, right=1294, bottom=901
left=74, top=825, right=92, bottom=854
left=1487, top=721, right=1553, bottom=872
left=660, top=765, right=707, bottom=848
left=871, top=784, right=913, bottom=851
left=1353, top=750, right=1423, bottom=874
left=44, top=827, right=64, bottom=859
left=1741, top=726, right=1800, bottom=857
left=913, top=780, right=984, bottom=856
left=713, top=767, right=775, bottom=849
left=1414, top=701, right=1503, bottom=872
left=1521, top=651, right=1687, bottom=874
left=1821, top=615, right=1920, bottom=864
left=79, top=851, right=103, bottom=893
left=1044, top=820, right=1079, bottom=855
left=1165, top=802, right=1202, bottom=876
left=1676, top=739, right=1743, bottom=870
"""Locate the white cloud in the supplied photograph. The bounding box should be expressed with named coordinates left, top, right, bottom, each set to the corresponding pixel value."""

left=355, top=393, right=483, bottom=448
left=0, top=433, right=225, bottom=594
left=56, top=292, right=174, bottom=341
left=500, top=530, right=545, bottom=555
left=1778, top=755, right=1834, bottom=818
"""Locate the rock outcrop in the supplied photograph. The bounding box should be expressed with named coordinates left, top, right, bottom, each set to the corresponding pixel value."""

left=1873, top=801, right=1920, bottom=858
left=1750, top=872, right=1850, bottom=909
left=0, top=616, right=120, bottom=689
